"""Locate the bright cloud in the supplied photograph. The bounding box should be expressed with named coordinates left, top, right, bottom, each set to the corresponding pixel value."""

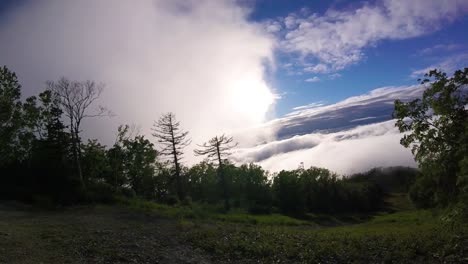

left=305, top=77, right=320, bottom=83
left=233, top=120, right=417, bottom=175
left=410, top=52, right=468, bottom=78
left=0, top=0, right=276, bottom=160
left=232, top=84, right=424, bottom=174
left=304, top=63, right=329, bottom=74
left=269, top=0, right=468, bottom=72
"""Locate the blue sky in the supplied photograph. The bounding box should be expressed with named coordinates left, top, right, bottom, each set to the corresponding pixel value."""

left=248, top=0, right=468, bottom=116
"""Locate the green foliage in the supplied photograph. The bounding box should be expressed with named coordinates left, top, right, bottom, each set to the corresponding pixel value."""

left=0, top=66, right=27, bottom=165
left=186, top=210, right=467, bottom=263
left=394, top=68, right=468, bottom=207
left=187, top=161, right=219, bottom=203
left=81, top=139, right=110, bottom=184
left=271, top=167, right=384, bottom=215
left=107, top=125, right=158, bottom=198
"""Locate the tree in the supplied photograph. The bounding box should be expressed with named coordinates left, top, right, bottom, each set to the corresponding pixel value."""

left=394, top=68, right=468, bottom=206
left=47, top=78, right=109, bottom=188
left=194, top=134, right=237, bottom=210
left=0, top=66, right=25, bottom=165
left=24, top=89, right=74, bottom=203
left=187, top=161, right=218, bottom=203
left=81, top=139, right=109, bottom=184
left=152, top=113, right=190, bottom=200
left=107, top=125, right=158, bottom=197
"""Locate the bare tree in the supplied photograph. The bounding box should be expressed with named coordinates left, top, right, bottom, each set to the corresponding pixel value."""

left=47, top=77, right=109, bottom=187
left=152, top=112, right=190, bottom=200
left=195, top=134, right=237, bottom=210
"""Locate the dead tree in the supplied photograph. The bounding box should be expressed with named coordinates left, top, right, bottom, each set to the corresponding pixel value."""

left=47, top=78, right=109, bottom=188
left=194, top=134, right=237, bottom=210
left=152, top=112, right=190, bottom=200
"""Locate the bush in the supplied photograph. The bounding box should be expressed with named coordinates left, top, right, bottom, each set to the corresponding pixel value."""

left=409, top=176, right=436, bottom=208
left=181, top=196, right=193, bottom=207
left=118, top=187, right=136, bottom=198
left=166, top=195, right=179, bottom=206
left=86, top=181, right=116, bottom=204
left=248, top=202, right=272, bottom=215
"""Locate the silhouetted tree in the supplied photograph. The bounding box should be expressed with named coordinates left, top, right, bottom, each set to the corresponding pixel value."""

left=152, top=113, right=190, bottom=200
left=28, top=90, right=74, bottom=203
left=0, top=66, right=26, bottom=165
left=107, top=125, right=157, bottom=197
left=195, top=134, right=237, bottom=210
left=47, top=78, right=110, bottom=188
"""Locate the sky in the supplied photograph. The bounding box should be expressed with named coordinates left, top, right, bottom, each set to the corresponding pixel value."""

left=0, top=0, right=467, bottom=174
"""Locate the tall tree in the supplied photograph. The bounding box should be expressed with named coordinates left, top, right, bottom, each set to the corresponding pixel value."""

left=394, top=68, right=468, bottom=206
left=195, top=134, right=237, bottom=210
left=152, top=113, right=190, bottom=200
left=27, top=90, right=73, bottom=203
left=47, top=78, right=109, bottom=188
left=0, top=66, right=25, bottom=165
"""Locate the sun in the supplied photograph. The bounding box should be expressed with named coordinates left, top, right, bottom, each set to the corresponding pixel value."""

left=228, top=76, right=276, bottom=125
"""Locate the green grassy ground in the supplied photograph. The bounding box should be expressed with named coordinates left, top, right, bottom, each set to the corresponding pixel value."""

left=0, top=198, right=467, bottom=263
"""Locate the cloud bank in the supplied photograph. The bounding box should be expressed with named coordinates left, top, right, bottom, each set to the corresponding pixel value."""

left=233, top=85, right=423, bottom=174
left=234, top=120, right=417, bottom=175
left=0, top=0, right=276, bottom=155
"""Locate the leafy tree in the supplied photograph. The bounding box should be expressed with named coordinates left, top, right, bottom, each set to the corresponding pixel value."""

left=81, top=139, right=109, bottom=184
left=27, top=90, right=74, bottom=203
left=231, top=163, right=272, bottom=213
left=195, top=134, right=237, bottom=210
left=109, top=125, right=157, bottom=197
left=47, top=78, right=110, bottom=188
left=187, top=161, right=218, bottom=203
left=272, top=170, right=304, bottom=214
left=152, top=112, right=190, bottom=200
left=0, top=66, right=26, bottom=165
left=394, top=68, right=468, bottom=206
left=122, top=135, right=157, bottom=197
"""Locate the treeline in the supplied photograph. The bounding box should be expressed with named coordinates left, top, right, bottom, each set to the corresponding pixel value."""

left=0, top=65, right=397, bottom=215
left=2, top=65, right=466, bottom=217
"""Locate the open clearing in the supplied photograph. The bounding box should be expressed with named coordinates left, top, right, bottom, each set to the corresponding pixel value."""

left=0, top=201, right=467, bottom=263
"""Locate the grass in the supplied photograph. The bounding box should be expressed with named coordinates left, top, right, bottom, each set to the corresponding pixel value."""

left=1, top=197, right=467, bottom=263
left=117, top=196, right=310, bottom=226
left=185, top=210, right=468, bottom=263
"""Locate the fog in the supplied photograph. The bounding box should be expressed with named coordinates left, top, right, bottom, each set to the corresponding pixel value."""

left=0, top=0, right=276, bottom=158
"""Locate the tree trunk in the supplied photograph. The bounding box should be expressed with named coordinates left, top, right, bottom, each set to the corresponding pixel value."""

left=217, top=142, right=229, bottom=211
left=69, top=118, right=84, bottom=189
left=170, top=123, right=183, bottom=201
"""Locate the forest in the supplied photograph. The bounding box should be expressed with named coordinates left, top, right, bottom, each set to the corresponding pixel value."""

left=1, top=66, right=468, bottom=263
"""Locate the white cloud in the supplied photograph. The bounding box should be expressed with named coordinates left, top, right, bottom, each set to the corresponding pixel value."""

left=232, top=84, right=424, bottom=174
left=410, top=52, right=468, bottom=78
left=305, top=76, right=320, bottom=82
left=0, top=0, right=276, bottom=163
left=233, top=120, right=417, bottom=175
left=292, top=102, right=325, bottom=111
left=284, top=15, right=298, bottom=29
left=270, top=0, right=468, bottom=72
left=417, top=43, right=463, bottom=56
left=329, top=73, right=342, bottom=80
left=304, top=63, right=329, bottom=73
left=264, top=20, right=282, bottom=33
